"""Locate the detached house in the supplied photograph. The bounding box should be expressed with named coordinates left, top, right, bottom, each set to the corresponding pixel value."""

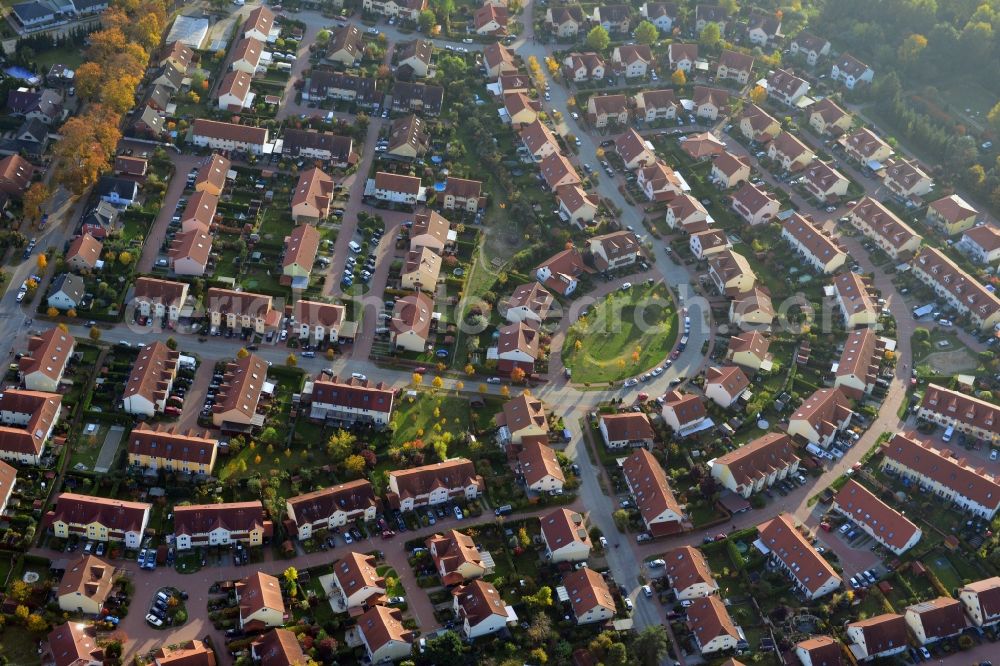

left=599, top=412, right=655, bottom=449
left=665, top=545, right=718, bottom=599
left=740, top=103, right=781, bottom=144
left=427, top=529, right=491, bottom=585
left=633, top=89, right=679, bottom=122
left=802, top=161, right=849, bottom=203
left=357, top=606, right=414, bottom=664
left=536, top=247, right=587, bottom=296
left=927, top=194, right=977, bottom=236
left=546, top=5, right=584, bottom=38
left=19, top=327, right=74, bottom=392
left=690, top=228, right=731, bottom=260
left=711, top=432, right=800, bottom=498
left=766, top=68, right=810, bottom=106
left=717, top=49, right=754, bottom=85
left=688, top=596, right=740, bottom=654
left=291, top=167, right=334, bottom=223
left=453, top=580, right=514, bottom=639
left=959, top=225, right=1000, bottom=265
left=831, top=53, right=874, bottom=89
left=704, top=365, right=749, bottom=409
left=483, top=42, right=517, bottom=79
left=614, top=128, right=656, bottom=170
left=236, top=572, right=285, bottom=631
left=387, top=114, right=429, bottom=160
left=502, top=282, right=553, bottom=324
left=390, top=292, right=434, bottom=353
left=693, top=87, right=730, bottom=120
left=661, top=390, right=708, bottom=435
left=593, top=4, right=631, bottom=34
left=732, top=182, right=779, bottom=226
left=326, top=24, right=365, bottom=66
left=57, top=555, right=114, bottom=615
left=790, top=32, right=830, bottom=65
left=695, top=4, right=729, bottom=34
left=708, top=250, right=756, bottom=295
left=495, top=320, right=540, bottom=375
left=668, top=43, right=698, bottom=73
left=169, top=229, right=212, bottom=276
left=332, top=552, right=385, bottom=610
left=588, top=230, right=641, bottom=270
left=564, top=567, right=616, bottom=624
left=473, top=4, right=508, bottom=35
left=587, top=94, right=629, bottom=128
left=518, top=440, right=565, bottom=493
left=497, top=394, right=548, bottom=445
left=809, top=98, right=852, bottom=136
left=666, top=194, right=711, bottom=232
left=636, top=161, right=685, bottom=201
left=795, top=637, right=842, bottom=666
left=612, top=44, right=652, bottom=78
left=767, top=132, right=815, bottom=171
left=787, top=387, right=853, bottom=449
left=641, top=3, right=677, bottom=33
left=747, top=12, right=781, bottom=46
left=540, top=508, right=591, bottom=563
left=711, top=152, right=751, bottom=189
left=727, top=330, right=772, bottom=372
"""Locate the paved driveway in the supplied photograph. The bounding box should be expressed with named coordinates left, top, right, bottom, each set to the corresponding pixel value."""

left=93, top=426, right=125, bottom=474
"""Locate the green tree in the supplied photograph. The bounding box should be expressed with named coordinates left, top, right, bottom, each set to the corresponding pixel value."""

left=344, top=454, right=367, bottom=478
left=586, top=25, right=610, bottom=51
left=526, top=585, right=553, bottom=607
left=632, top=626, right=670, bottom=666
left=326, top=430, right=356, bottom=461
left=634, top=20, right=658, bottom=45
left=612, top=509, right=629, bottom=531
left=424, top=631, right=464, bottom=665
left=699, top=22, right=722, bottom=48
left=418, top=9, right=435, bottom=32
left=606, top=643, right=629, bottom=666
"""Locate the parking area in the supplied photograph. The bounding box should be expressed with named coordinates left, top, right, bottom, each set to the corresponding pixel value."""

left=145, top=586, right=188, bottom=629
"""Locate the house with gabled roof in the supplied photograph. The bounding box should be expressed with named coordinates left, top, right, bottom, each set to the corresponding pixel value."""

left=846, top=613, right=907, bottom=661
left=387, top=458, right=483, bottom=510
left=332, top=552, right=385, bottom=610
left=905, top=597, right=966, bottom=645
left=739, top=103, right=781, bottom=144
left=843, top=127, right=893, bottom=166
left=612, top=44, right=652, bottom=78
left=599, top=412, right=654, bottom=449
left=809, top=98, right=852, bottom=135
left=19, top=327, right=75, bottom=392
left=427, top=529, right=492, bottom=585
left=47, top=493, right=150, bottom=548
left=173, top=501, right=273, bottom=550
left=727, top=330, right=772, bottom=372
left=710, top=152, right=751, bottom=189
left=790, top=32, right=830, bottom=65
left=668, top=43, right=698, bottom=73
left=536, top=247, right=588, bottom=296
left=717, top=49, right=754, bottom=85
left=958, top=225, right=1000, bottom=265
left=502, top=282, right=553, bottom=324
left=661, top=390, right=708, bottom=435
left=926, top=194, right=977, bottom=236
left=587, top=94, right=629, bottom=128
left=767, top=68, right=810, bottom=106
left=593, top=4, right=631, bottom=33
left=847, top=197, right=922, bottom=259
left=545, top=5, right=584, bottom=37
left=767, top=131, right=815, bottom=171
left=453, top=579, right=514, bottom=639
left=540, top=507, right=591, bottom=562
left=709, top=250, right=756, bottom=295
left=917, top=383, right=1000, bottom=443
left=664, top=545, right=718, bottom=599
left=563, top=567, right=616, bottom=624
left=693, top=86, right=730, bottom=120
left=795, top=636, right=841, bottom=666
left=802, top=161, right=849, bottom=203
left=357, top=605, right=414, bottom=663
left=518, top=439, right=564, bottom=493
left=704, top=365, right=749, bottom=408
left=711, top=432, right=799, bottom=498
left=237, top=572, right=285, bottom=630
left=622, top=448, right=685, bottom=537
left=640, top=2, right=677, bottom=32
left=730, top=286, right=774, bottom=329
left=285, top=479, right=379, bottom=539
left=757, top=513, right=841, bottom=599
left=633, top=88, right=679, bottom=122
left=688, top=596, right=740, bottom=654
left=788, top=387, right=853, bottom=448
left=127, top=424, right=218, bottom=475
left=833, top=327, right=884, bottom=399
left=833, top=480, right=921, bottom=555
left=912, top=247, right=1000, bottom=330
left=831, top=53, right=874, bottom=89
left=732, top=182, right=779, bottom=225
left=882, top=157, right=933, bottom=199
left=959, top=577, right=1000, bottom=628
left=387, top=114, right=428, bottom=160
left=781, top=213, right=846, bottom=274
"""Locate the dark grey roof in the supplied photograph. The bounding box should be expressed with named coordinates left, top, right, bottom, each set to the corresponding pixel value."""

left=97, top=176, right=138, bottom=200
left=50, top=273, right=85, bottom=302
left=12, top=1, right=54, bottom=21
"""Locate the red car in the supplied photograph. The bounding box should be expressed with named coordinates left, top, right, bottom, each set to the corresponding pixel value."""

left=637, top=392, right=649, bottom=402
left=164, top=406, right=181, bottom=416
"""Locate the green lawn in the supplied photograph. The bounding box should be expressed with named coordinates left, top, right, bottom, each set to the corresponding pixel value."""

left=390, top=391, right=472, bottom=446
left=926, top=552, right=965, bottom=593
left=562, top=282, right=677, bottom=384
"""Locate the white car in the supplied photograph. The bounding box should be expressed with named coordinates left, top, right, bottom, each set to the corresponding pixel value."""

left=279, top=330, right=288, bottom=341
left=342, top=532, right=353, bottom=544
left=15, top=291, right=25, bottom=303
left=648, top=558, right=666, bottom=568
left=146, top=614, right=164, bottom=627
left=991, top=450, right=998, bottom=461
left=620, top=282, right=632, bottom=291
left=599, top=536, right=608, bottom=548
left=623, top=598, right=633, bottom=611
left=623, top=378, right=639, bottom=387
left=453, top=506, right=464, bottom=520
left=351, top=372, right=367, bottom=381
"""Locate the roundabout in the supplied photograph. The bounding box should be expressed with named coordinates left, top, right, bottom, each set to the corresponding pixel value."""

left=561, top=280, right=679, bottom=384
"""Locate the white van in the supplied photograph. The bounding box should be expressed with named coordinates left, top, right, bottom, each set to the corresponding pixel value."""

left=942, top=424, right=955, bottom=443
left=348, top=241, right=362, bottom=253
